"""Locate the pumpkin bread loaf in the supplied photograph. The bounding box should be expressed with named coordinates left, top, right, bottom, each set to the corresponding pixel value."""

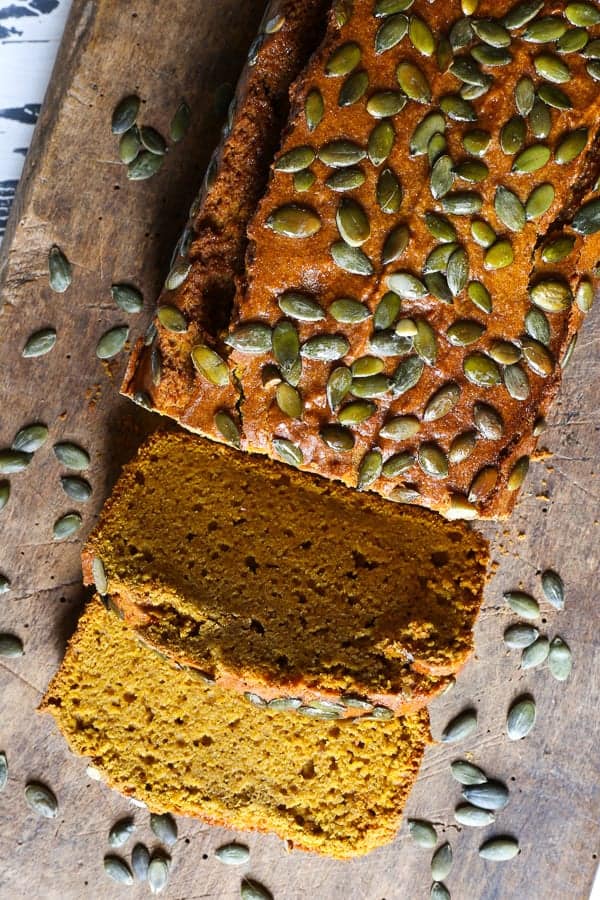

left=123, top=0, right=600, bottom=520
left=81, top=431, right=488, bottom=718
left=41, top=600, right=432, bottom=859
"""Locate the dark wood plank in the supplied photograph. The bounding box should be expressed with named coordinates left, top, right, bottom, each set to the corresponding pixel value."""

left=0, top=1, right=598, bottom=898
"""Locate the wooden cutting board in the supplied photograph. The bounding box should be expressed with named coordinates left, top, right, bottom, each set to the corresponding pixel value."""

left=0, top=1, right=598, bottom=897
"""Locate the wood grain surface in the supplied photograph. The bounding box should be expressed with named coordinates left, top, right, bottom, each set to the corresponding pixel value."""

left=0, top=1, right=598, bottom=898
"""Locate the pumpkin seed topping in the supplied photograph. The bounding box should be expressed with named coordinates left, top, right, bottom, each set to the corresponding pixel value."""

left=489, top=340, right=521, bottom=365
left=418, top=443, right=448, bottom=478
left=368, top=121, right=396, bottom=166
left=226, top=323, right=272, bottom=353
left=463, top=353, right=501, bottom=386
left=383, top=224, right=410, bottom=264
left=272, top=437, right=303, bottom=466
left=331, top=242, right=374, bottom=275
left=305, top=90, right=324, bottom=131
left=279, top=292, right=325, bottom=322
left=339, top=400, right=376, bottom=427
left=410, top=112, right=445, bottom=156
left=326, top=42, right=361, bottom=77
left=366, top=90, right=406, bottom=118
left=503, top=0, right=544, bottom=30
left=507, top=456, right=530, bottom=490
left=565, top=2, right=600, bottom=25
left=538, top=83, right=572, bottom=109
left=424, top=382, right=461, bottom=421
left=529, top=279, right=572, bottom=312
left=320, top=424, right=355, bottom=452
left=157, top=305, right=187, bottom=333
left=449, top=431, right=478, bottom=464
left=397, top=61, right=432, bottom=102
left=191, top=345, right=230, bottom=387
left=336, top=199, right=371, bottom=246
left=534, top=53, right=571, bottom=83
left=512, top=144, right=551, bottom=173
left=274, top=146, right=316, bottom=172
left=541, top=234, right=575, bottom=263
left=327, top=367, right=352, bottom=411
left=500, top=116, right=526, bottom=155
left=447, top=319, right=485, bottom=347
left=575, top=279, right=594, bottom=312
left=377, top=168, right=403, bottom=213
left=276, top=383, right=303, bottom=419
left=525, top=182, right=555, bottom=219
left=375, top=14, right=409, bottom=53
left=358, top=450, right=383, bottom=489
left=442, top=192, right=482, bottom=215
left=382, top=452, right=415, bottom=477
left=503, top=364, right=530, bottom=400
left=391, top=355, right=424, bottom=396
left=325, top=167, right=365, bottom=192
left=474, top=402, right=504, bottom=439
left=469, top=466, right=499, bottom=501
left=573, top=197, right=600, bottom=234
left=266, top=205, right=321, bottom=238
left=494, top=186, right=526, bottom=232
left=556, top=128, right=588, bottom=164
left=468, top=280, right=492, bottom=312
left=301, top=334, right=349, bottom=361
left=523, top=14, right=566, bottom=41
left=409, top=15, right=435, bottom=56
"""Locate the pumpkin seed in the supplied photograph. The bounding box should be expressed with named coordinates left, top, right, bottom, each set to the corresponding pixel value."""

left=118, top=127, right=140, bottom=164
left=110, top=283, right=143, bottom=314
left=380, top=415, right=420, bottom=440
left=60, top=476, right=92, bottom=503
left=582, top=36, right=600, bottom=56
left=150, top=814, right=178, bottom=847
left=48, top=245, right=72, bottom=293
left=408, top=819, right=437, bottom=848
left=463, top=353, right=501, bottom=386
left=338, top=70, right=368, bottom=106
left=165, top=260, right=191, bottom=292
left=53, top=512, right=82, bottom=541
left=279, top=292, right=324, bottom=322
left=0, top=632, right=22, bottom=656
left=508, top=456, right=530, bottom=490
left=413, top=320, right=437, bottom=365
left=91, top=557, right=108, bottom=595
left=504, top=623, right=539, bottom=649
left=455, top=804, right=495, bottom=827
left=410, top=112, right=445, bottom=156
left=375, top=14, right=409, bottom=53
left=368, top=121, right=395, bottom=166
left=226, top=323, right=272, bottom=353
left=305, top=90, right=324, bottom=131
left=353, top=356, right=385, bottom=377
left=513, top=77, right=535, bottom=117
left=276, top=383, right=303, bottom=419
left=274, top=146, right=316, bottom=172
left=369, top=330, right=411, bottom=357
left=138, top=125, right=166, bottom=156
left=446, top=320, right=484, bottom=347
left=504, top=590, right=540, bottom=619
left=526, top=182, right=555, bottom=219
left=494, top=186, right=526, bottom=233
left=0, top=752, right=6, bottom=790
left=326, top=367, right=352, bottom=411
left=111, top=95, right=140, bottom=134
left=538, top=83, right=572, bottom=108
left=427, top=130, right=447, bottom=164
left=474, top=402, right=503, bottom=439
left=471, top=44, right=511, bottom=65
left=382, top=452, right=415, bottom=477
left=424, top=242, right=459, bottom=274
left=326, top=42, right=361, bottom=76
left=418, top=443, right=448, bottom=478
left=573, top=197, right=600, bottom=234
left=377, top=168, right=402, bottom=214
left=301, top=334, right=349, bottom=361
left=542, top=569, right=564, bottom=609
left=214, top=411, right=240, bottom=447
left=485, top=240, right=514, bottom=270
left=467, top=281, right=492, bottom=313
left=447, top=248, right=469, bottom=295
left=542, top=234, right=576, bottom=263
left=191, top=345, right=230, bottom=387
left=266, top=204, right=321, bottom=238
left=329, top=298, right=370, bottom=324
left=396, top=61, right=431, bottom=102
left=128, top=151, right=164, bottom=180
left=440, top=93, right=476, bottom=121
left=555, top=128, right=587, bottom=165
left=375, top=0, right=414, bottom=13
left=535, top=53, right=571, bottom=83
left=523, top=14, right=566, bottom=41
left=358, top=450, right=383, bottom=489
left=387, top=272, right=426, bottom=300
left=241, top=879, right=273, bottom=900
left=366, top=90, right=406, bottom=118
left=336, top=199, right=370, bottom=246
left=451, top=760, right=487, bottom=785
left=469, top=466, right=499, bottom=501
left=450, top=16, right=474, bottom=50
left=320, top=425, right=355, bottom=452
left=479, top=837, right=520, bottom=861
left=463, top=781, right=509, bottom=810
left=0, top=450, right=30, bottom=474
left=474, top=18, right=511, bottom=47
left=503, top=364, right=530, bottom=400
left=513, top=144, right=551, bottom=173
left=331, top=242, right=374, bottom=275
left=147, top=856, right=169, bottom=894
left=215, top=843, right=250, bottom=866
left=449, top=431, right=478, bottom=463
left=325, top=167, right=365, bottom=191
left=463, top=129, right=491, bottom=156
left=430, top=155, right=454, bottom=199
left=442, top=192, right=482, bottom=215
left=424, top=272, right=452, bottom=303
left=449, top=56, right=488, bottom=86
left=503, top=0, right=543, bottom=29
left=22, top=327, right=57, bottom=357
left=575, top=279, right=594, bottom=313
left=109, top=817, right=135, bottom=848
left=431, top=884, right=450, bottom=900
left=525, top=308, right=550, bottom=345
left=169, top=99, right=191, bottom=142
left=470, top=220, right=495, bottom=248
left=409, top=15, right=435, bottom=55
left=272, top=437, right=303, bottom=466
left=454, top=159, right=489, bottom=183
left=96, top=326, right=129, bottom=360
left=12, top=423, right=48, bottom=454
left=447, top=492, right=478, bottom=520
left=562, top=333, right=577, bottom=369
left=548, top=636, right=572, bottom=681
left=53, top=441, right=89, bottom=470
left=500, top=115, right=525, bottom=155
left=528, top=98, right=552, bottom=140
left=489, top=340, right=521, bottom=365
left=431, top=843, right=453, bottom=881
left=424, top=382, right=461, bottom=421
left=339, top=400, right=376, bottom=426
left=391, top=356, right=424, bottom=396
left=382, top=225, right=410, bottom=265
left=104, top=855, right=134, bottom=885
left=522, top=337, right=554, bottom=376
left=507, top=697, right=536, bottom=740
left=25, top=782, right=57, bottom=818
left=0, top=481, right=9, bottom=513
left=157, top=305, right=187, bottom=333
left=565, top=2, right=600, bottom=25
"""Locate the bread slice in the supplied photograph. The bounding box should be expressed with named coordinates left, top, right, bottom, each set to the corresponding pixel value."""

left=81, top=431, right=488, bottom=718
left=123, top=0, right=600, bottom=520
left=41, top=599, right=432, bottom=859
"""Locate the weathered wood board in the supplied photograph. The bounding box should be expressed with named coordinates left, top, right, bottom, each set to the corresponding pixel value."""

left=0, top=1, right=599, bottom=898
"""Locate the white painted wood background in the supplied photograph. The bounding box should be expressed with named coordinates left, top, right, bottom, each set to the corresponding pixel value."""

left=0, top=0, right=72, bottom=239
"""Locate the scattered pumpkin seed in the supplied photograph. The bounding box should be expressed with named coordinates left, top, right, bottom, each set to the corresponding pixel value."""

left=573, top=197, right=600, bottom=234
left=504, top=623, right=539, bottom=649
left=410, top=112, right=445, bottom=156
left=541, top=570, right=564, bottom=610
left=118, top=127, right=140, bottom=164
left=548, top=636, right=572, bottom=681
left=507, top=697, right=536, bottom=740
left=104, top=855, right=134, bottom=885
left=53, top=512, right=82, bottom=541
left=455, top=804, right=495, bottom=827
left=91, top=557, right=108, bottom=595
left=331, top=242, right=374, bottom=275
left=128, top=151, right=164, bottom=180
left=479, top=837, right=520, bottom=862
left=575, top=279, right=594, bottom=313
left=48, top=245, right=72, bottom=293
left=336, top=199, right=371, bottom=246
left=150, top=812, right=177, bottom=846
left=504, top=590, right=540, bottom=619
left=463, top=781, right=509, bottom=810
left=0, top=481, right=9, bottom=513
left=60, top=476, right=92, bottom=503
left=169, top=100, right=191, bottom=142
left=216, top=843, right=250, bottom=866
left=377, top=168, right=402, bottom=214
left=96, top=326, right=129, bottom=360
left=148, top=856, right=169, bottom=895
left=565, top=1, right=600, bottom=25
left=301, top=334, right=349, bottom=361
left=525, top=308, right=551, bottom=345
left=538, top=83, right=572, bottom=109
left=431, top=843, right=453, bottom=881
left=241, top=879, right=273, bottom=900
left=111, top=95, right=140, bottom=134
left=366, top=90, right=406, bottom=118
left=110, top=283, right=143, bottom=314
left=12, top=423, right=47, bottom=454
left=451, top=760, right=487, bottom=785
left=272, top=437, right=303, bottom=466
left=408, top=819, right=437, bottom=848
left=0, top=752, right=6, bottom=790
left=53, top=441, right=90, bottom=470
left=0, top=450, right=31, bottom=474
left=138, top=125, right=166, bottom=156
left=25, top=782, right=57, bottom=818
left=227, top=323, right=272, bottom=353
left=131, top=844, right=150, bottom=881
left=109, top=817, right=135, bottom=848
left=508, top=456, right=530, bottom=490
left=521, top=636, right=550, bottom=668
left=0, top=633, right=22, bottom=656
left=474, top=402, right=504, bottom=439
left=380, top=415, right=420, bottom=440
left=431, top=884, right=450, bottom=900
left=22, top=327, right=57, bottom=358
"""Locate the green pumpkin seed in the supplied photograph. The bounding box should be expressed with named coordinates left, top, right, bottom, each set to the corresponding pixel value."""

left=320, top=424, right=355, bottom=452
left=455, top=804, right=496, bottom=827
left=331, top=242, right=374, bottom=275
left=565, top=1, right=600, bottom=25
left=96, top=326, right=129, bottom=360
left=463, top=129, right=491, bottom=156
left=559, top=27, right=590, bottom=52
left=278, top=292, right=325, bottom=322
left=450, top=16, right=474, bottom=50
left=382, top=452, right=415, bottom=477
left=326, top=367, right=352, bottom=411
left=266, top=204, right=321, bottom=238
left=541, top=569, right=564, bottom=609
left=214, top=411, right=240, bottom=447
left=227, top=323, right=272, bottom=354
left=508, top=456, right=530, bottom=490
left=576, top=279, right=594, bottom=312
left=479, top=837, right=520, bottom=862
left=521, top=636, right=550, bottom=669
left=573, top=197, right=600, bottom=234
left=412, top=320, right=436, bottom=365
left=53, top=512, right=82, bottom=541
left=474, top=402, right=503, bottom=439
left=471, top=44, right=511, bottom=65
left=0, top=633, right=22, bottom=656
left=139, top=125, right=166, bottom=156
left=165, top=261, right=191, bottom=292
left=555, top=128, right=587, bottom=165
left=409, top=15, right=435, bottom=55
left=339, top=400, right=376, bottom=426
left=503, top=0, right=543, bottom=29
left=147, top=855, right=169, bottom=893
left=128, top=151, right=164, bottom=180
left=535, top=53, right=571, bottom=83
left=440, top=93, right=476, bottom=121
left=191, top=345, right=230, bottom=387
left=157, top=305, right=187, bottom=333
left=500, top=116, right=526, bottom=155
left=431, top=883, right=451, bottom=900
left=329, top=298, right=370, bottom=324
left=305, top=90, right=324, bottom=131
left=339, top=70, right=369, bottom=106
left=53, top=442, right=89, bottom=470
left=375, top=0, right=414, bottom=13
left=504, top=590, right=540, bottom=619
left=387, top=272, right=426, bottom=299
left=48, top=245, right=72, bottom=293
left=463, top=353, right=501, bottom=387
left=410, top=112, right=445, bottom=156
left=272, top=322, right=300, bottom=381
left=274, top=146, right=316, bottom=172
left=442, top=192, right=482, bottom=215
left=60, top=476, right=91, bottom=504
left=336, top=199, right=370, bottom=246
left=513, top=144, right=551, bottom=173
left=108, top=817, right=135, bottom=848
left=471, top=221, right=496, bottom=249
left=424, top=213, right=456, bottom=242
left=111, top=95, right=140, bottom=134
left=449, top=430, right=477, bottom=463
left=446, top=319, right=485, bottom=346
left=351, top=355, right=386, bottom=376
left=380, top=415, right=420, bottom=440
left=461, top=74, right=492, bottom=98
left=369, top=330, right=412, bottom=357
left=430, top=155, right=454, bottom=199
left=541, top=234, right=576, bottom=263
left=515, top=76, right=535, bottom=116
left=170, top=100, right=191, bottom=142
left=396, top=61, right=431, bottom=102
left=449, top=56, right=488, bottom=86
left=484, top=240, right=514, bottom=270
left=241, top=881, right=274, bottom=900
left=326, top=42, right=361, bottom=76
left=382, top=224, right=410, bottom=265
left=463, top=781, right=509, bottom=810
left=368, top=121, right=395, bottom=167
left=423, top=272, right=451, bottom=303
left=442, top=710, right=476, bottom=743
left=104, top=855, right=134, bottom=886
left=504, top=623, right=539, bottom=648
left=272, top=437, right=303, bottom=466
left=12, top=423, right=48, bottom=453
left=529, top=97, right=552, bottom=139
left=0, top=481, right=9, bottom=513
left=525, top=182, right=555, bottom=219
left=118, top=127, right=140, bottom=164
left=418, top=443, right=448, bottom=478
left=582, top=37, right=600, bottom=57
left=22, top=327, right=57, bottom=357
left=538, top=83, right=572, bottom=108
left=374, top=292, right=401, bottom=330
left=351, top=375, right=390, bottom=398
left=507, top=697, right=536, bottom=740
left=366, top=90, right=406, bottom=118
left=377, top=168, right=402, bottom=214
left=530, top=279, right=572, bottom=312
left=301, top=334, right=349, bottom=361
left=358, top=450, right=383, bottom=489
left=473, top=18, right=511, bottom=46
left=548, top=636, right=572, bottom=681
left=110, top=283, right=143, bottom=314
left=523, top=14, right=566, bottom=41
left=503, top=364, right=530, bottom=400
left=0, top=751, right=6, bottom=789
left=408, top=819, right=437, bottom=848
left=451, top=760, right=487, bottom=785
left=375, top=14, right=409, bottom=53
left=424, top=382, right=460, bottom=421
left=325, top=168, right=365, bottom=193
left=469, top=466, right=499, bottom=501
left=391, top=355, right=424, bottom=396
left=429, top=133, right=448, bottom=167
left=215, top=843, right=250, bottom=866
left=454, top=159, right=489, bottom=183
left=276, top=383, right=303, bottom=419
left=447, top=248, right=469, bottom=295
left=424, top=242, right=459, bottom=274
left=489, top=340, right=521, bottom=365
left=494, top=186, right=526, bottom=232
